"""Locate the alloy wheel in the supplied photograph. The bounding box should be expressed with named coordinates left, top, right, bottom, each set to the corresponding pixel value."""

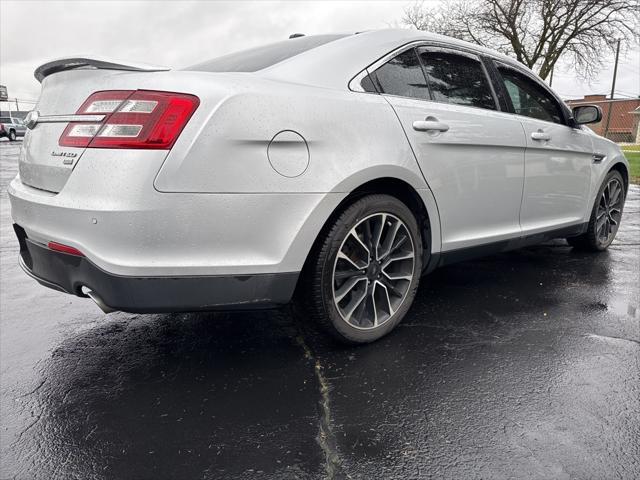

left=332, top=213, right=415, bottom=330
left=596, top=178, right=623, bottom=246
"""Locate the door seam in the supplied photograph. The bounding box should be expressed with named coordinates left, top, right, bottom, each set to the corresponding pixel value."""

left=516, top=121, right=528, bottom=236
left=380, top=94, right=444, bottom=252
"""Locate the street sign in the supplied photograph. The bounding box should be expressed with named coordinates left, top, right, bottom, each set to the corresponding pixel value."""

left=0, top=85, right=7, bottom=101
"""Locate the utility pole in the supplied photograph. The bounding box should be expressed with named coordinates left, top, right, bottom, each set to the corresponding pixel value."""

left=609, top=40, right=621, bottom=100
left=603, top=39, right=621, bottom=140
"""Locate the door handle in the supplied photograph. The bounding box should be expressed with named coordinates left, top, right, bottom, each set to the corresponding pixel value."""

left=413, top=117, right=449, bottom=133
left=531, top=130, right=551, bottom=141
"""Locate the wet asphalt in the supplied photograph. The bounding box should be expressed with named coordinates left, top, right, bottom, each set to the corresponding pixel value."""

left=1, top=140, right=639, bottom=479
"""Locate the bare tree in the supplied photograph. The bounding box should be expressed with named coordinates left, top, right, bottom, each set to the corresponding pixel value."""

left=403, top=0, right=639, bottom=79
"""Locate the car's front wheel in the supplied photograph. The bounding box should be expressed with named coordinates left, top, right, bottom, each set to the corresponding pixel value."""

left=567, top=170, right=626, bottom=251
left=8, top=130, right=16, bottom=141
left=298, top=194, right=423, bottom=343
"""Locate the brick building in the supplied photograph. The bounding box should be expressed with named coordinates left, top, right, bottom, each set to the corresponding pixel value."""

left=565, top=95, right=640, bottom=143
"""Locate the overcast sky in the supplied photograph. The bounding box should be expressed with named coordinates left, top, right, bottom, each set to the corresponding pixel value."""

left=1, top=0, right=638, bottom=108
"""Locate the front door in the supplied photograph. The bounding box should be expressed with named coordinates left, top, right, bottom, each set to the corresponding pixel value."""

left=494, top=63, right=594, bottom=234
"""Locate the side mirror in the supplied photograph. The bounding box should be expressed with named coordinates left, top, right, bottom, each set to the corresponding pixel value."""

left=572, top=105, right=602, bottom=125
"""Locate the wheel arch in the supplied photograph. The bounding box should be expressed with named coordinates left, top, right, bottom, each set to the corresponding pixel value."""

left=339, top=177, right=435, bottom=262
left=293, top=176, right=442, bottom=298
left=609, top=161, right=629, bottom=192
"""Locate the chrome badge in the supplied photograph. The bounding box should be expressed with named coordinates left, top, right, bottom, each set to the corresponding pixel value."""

left=51, top=151, right=77, bottom=158
left=24, top=110, right=40, bottom=130
left=51, top=150, right=78, bottom=165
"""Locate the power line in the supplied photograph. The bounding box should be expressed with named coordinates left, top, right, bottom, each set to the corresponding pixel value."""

left=614, top=91, right=640, bottom=98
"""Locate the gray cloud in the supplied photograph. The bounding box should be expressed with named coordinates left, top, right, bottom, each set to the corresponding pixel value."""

left=0, top=0, right=637, bottom=103
left=0, top=0, right=409, bottom=99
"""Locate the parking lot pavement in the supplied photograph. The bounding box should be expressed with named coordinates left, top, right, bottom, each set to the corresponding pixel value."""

left=1, top=140, right=639, bottom=479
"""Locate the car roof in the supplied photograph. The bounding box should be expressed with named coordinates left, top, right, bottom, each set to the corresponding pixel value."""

left=260, top=29, right=519, bottom=90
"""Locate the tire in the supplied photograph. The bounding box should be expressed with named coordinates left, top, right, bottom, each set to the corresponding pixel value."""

left=8, top=130, right=16, bottom=141
left=567, top=170, right=625, bottom=251
left=297, top=194, right=423, bottom=344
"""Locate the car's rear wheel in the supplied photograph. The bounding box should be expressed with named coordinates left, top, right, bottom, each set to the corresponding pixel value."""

left=298, top=194, right=423, bottom=343
left=9, top=130, right=16, bottom=141
left=567, top=170, right=625, bottom=251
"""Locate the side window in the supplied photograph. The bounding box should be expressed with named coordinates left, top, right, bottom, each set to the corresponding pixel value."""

left=372, top=49, right=429, bottom=100
left=416, top=48, right=496, bottom=110
left=360, top=74, right=378, bottom=93
left=496, top=65, right=563, bottom=124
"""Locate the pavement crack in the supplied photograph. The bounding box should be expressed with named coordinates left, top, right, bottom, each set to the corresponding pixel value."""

left=17, top=378, right=47, bottom=398
left=11, top=411, right=42, bottom=447
left=85, top=424, right=98, bottom=441
left=295, top=334, right=346, bottom=479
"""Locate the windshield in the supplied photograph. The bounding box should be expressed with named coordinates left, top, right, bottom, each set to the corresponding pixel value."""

left=185, top=34, right=349, bottom=73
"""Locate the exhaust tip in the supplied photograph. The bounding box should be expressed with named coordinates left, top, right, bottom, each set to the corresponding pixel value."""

left=81, top=286, right=117, bottom=314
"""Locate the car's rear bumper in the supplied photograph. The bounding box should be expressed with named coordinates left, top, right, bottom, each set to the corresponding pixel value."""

left=14, top=224, right=299, bottom=313
left=8, top=170, right=343, bottom=278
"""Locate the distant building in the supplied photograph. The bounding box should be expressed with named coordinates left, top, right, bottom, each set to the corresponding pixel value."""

left=0, top=110, right=28, bottom=120
left=566, top=95, right=640, bottom=143
left=632, top=107, right=640, bottom=144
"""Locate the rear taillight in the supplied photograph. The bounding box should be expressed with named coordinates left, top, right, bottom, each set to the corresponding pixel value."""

left=59, top=90, right=199, bottom=149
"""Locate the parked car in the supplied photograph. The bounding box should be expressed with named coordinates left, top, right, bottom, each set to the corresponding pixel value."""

left=0, top=116, right=27, bottom=141
left=9, top=30, right=629, bottom=343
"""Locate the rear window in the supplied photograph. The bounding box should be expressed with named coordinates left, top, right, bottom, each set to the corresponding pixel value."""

left=372, top=49, right=429, bottom=100
left=186, top=34, right=349, bottom=73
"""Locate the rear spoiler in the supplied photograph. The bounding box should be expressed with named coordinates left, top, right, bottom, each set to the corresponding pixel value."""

left=34, top=56, right=170, bottom=82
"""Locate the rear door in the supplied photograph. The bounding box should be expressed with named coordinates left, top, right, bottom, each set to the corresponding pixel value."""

left=493, top=62, right=593, bottom=233
left=369, top=46, right=526, bottom=252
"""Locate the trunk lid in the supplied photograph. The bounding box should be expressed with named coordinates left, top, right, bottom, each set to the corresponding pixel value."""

left=19, top=58, right=169, bottom=193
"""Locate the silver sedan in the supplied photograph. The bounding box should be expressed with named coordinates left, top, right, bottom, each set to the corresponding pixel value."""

left=9, top=29, right=629, bottom=343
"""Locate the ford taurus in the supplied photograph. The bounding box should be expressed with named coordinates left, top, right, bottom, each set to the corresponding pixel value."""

left=9, top=29, right=629, bottom=343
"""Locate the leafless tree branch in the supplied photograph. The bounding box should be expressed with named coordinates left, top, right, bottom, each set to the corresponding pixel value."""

left=402, top=0, right=639, bottom=80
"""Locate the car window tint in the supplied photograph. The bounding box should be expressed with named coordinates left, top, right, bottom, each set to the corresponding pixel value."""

left=0, top=117, right=11, bottom=123
left=417, top=48, right=496, bottom=110
left=186, top=34, right=348, bottom=73
left=373, top=49, right=429, bottom=100
left=360, top=74, right=378, bottom=93
left=497, top=65, right=563, bottom=124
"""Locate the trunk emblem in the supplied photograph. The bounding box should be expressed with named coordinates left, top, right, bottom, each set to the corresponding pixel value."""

left=24, top=110, right=39, bottom=129
left=51, top=151, right=78, bottom=165
left=51, top=151, right=77, bottom=158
